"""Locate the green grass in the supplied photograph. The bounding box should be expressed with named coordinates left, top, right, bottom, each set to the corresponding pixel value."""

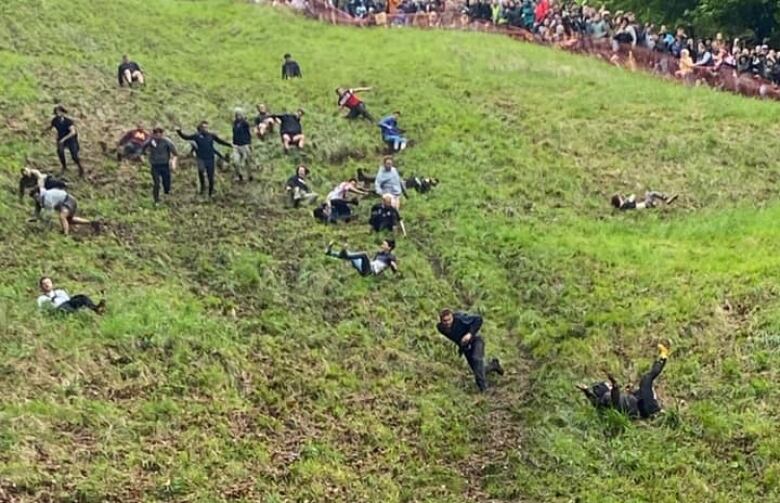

left=2, top=0, right=780, bottom=501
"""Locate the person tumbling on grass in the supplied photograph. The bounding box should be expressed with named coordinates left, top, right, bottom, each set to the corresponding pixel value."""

left=325, top=239, right=399, bottom=277
left=176, top=121, right=232, bottom=198
left=576, top=344, right=670, bottom=419
left=378, top=111, right=407, bottom=153
left=436, top=309, right=504, bottom=392
left=336, top=87, right=373, bottom=121
left=18, top=167, right=67, bottom=201
left=611, top=191, right=677, bottom=211
left=27, top=169, right=101, bottom=236
left=36, top=276, right=106, bottom=315
left=271, top=109, right=305, bottom=154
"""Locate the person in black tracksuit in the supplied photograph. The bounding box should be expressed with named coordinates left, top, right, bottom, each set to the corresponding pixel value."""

left=436, top=309, right=504, bottom=392
left=577, top=344, right=670, bottom=419
left=176, top=121, right=231, bottom=197
left=46, top=106, right=84, bottom=177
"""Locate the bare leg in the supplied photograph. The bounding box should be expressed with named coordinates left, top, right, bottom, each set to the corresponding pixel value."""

left=123, top=69, right=132, bottom=86
left=58, top=211, right=71, bottom=235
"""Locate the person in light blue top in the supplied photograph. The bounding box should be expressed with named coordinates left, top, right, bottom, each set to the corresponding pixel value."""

left=373, top=156, right=405, bottom=208
left=377, top=111, right=407, bottom=153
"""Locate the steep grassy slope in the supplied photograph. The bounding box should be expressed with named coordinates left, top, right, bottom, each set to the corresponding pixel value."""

left=2, top=1, right=780, bottom=501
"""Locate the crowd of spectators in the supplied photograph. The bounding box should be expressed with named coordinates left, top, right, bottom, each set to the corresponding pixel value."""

left=332, top=0, right=443, bottom=18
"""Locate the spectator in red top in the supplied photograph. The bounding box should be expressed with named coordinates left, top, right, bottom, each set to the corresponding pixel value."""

left=336, top=87, right=374, bottom=121
left=534, top=0, right=549, bottom=24
left=117, top=124, right=151, bottom=162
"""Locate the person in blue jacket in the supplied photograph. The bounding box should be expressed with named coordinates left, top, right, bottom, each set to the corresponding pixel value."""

left=378, top=111, right=408, bottom=152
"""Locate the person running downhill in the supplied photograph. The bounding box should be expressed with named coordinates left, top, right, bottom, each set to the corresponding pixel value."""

left=36, top=276, right=106, bottom=315
left=436, top=309, right=504, bottom=392
left=142, top=128, right=178, bottom=204
left=28, top=169, right=100, bottom=235
left=577, top=344, right=671, bottom=419
left=325, top=239, right=399, bottom=277
left=378, top=111, right=407, bottom=153
left=272, top=109, right=305, bottom=154
left=46, top=106, right=85, bottom=177
left=176, top=121, right=231, bottom=198
left=336, top=87, right=374, bottom=121
left=231, top=109, right=253, bottom=182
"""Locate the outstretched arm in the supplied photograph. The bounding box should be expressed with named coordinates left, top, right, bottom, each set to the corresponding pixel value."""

left=176, top=129, right=195, bottom=141
left=353, top=86, right=372, bottom=92
left=213, top=134, right=232, bottom=148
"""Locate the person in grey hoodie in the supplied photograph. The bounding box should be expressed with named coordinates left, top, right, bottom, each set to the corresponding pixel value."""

left=374, top=156, right=405, bottom=209
left=142, top=128, right=178, bottom=204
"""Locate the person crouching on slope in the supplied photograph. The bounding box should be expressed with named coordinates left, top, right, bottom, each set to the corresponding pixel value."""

left=611, top=191, right=677, bottom=211
left=576, top=344, right=670, bottom=419
left=436, top=309, right=504, bottom=392
left=28, top=169, right=100, bottom=236
left=37, top=276, right=106, bottom=315
left=271, top=109, right=305, bottom=154
left=325, top=239, right=399, bottom=277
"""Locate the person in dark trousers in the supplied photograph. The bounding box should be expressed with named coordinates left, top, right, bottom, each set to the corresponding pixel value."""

left=36, top=276, right=106, bottom=314
left=142, top=128, right=178, bottom=204
left=118, top=54, right=144, bottom=87
left=325, top=239, right=399, bottom=276
left=357, top=168, right=439, bottom=194
left=176, top=121, right=231, bottom=198
left=285, top=164, right=318, bottom=207
left=117, top=124, right=150, bottom=162
left=282, top=53, right=302, bottom=79
left=336, top=87, right=373, bottom=120
left=272, top=109, right=305, bottom=154
left=46, top=106, right=84, bottom=177
left=577, top=344, right=670, bottom=419
left=369, top=193, right=407, bottom=236
left=436, top=309, right=504, bottom=392
left=611, top=191, right=678, bottom=211
left=231, top=109, right=253, bottom=182
left=378, top=111, right=408, bottom=153
left=18, top=168, right=67, bottom=201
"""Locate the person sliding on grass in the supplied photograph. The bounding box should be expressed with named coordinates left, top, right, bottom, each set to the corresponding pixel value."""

left=318, top=178, right=367, bottom=223
left=37, top=276, right=106, bottom=314
left=254, top=104, right=275, bottom=139
left=336, top=87, right=373, bottom=121
left=378, top=111, right=407, bottom=153
left=325, top=239, right=398, bottom=276
left=142, top=127, right=178, bottom=204
left=46, top=106, right=85, bottom=177
left=28, top=169, right=100, bottom=236
left=18, top=167, right=67, bottom=201
left=369, top=193, right=407, bottom=237
left=176, top=121, right=231, bottom=198
left=577, top=344, right=670, bottom=419
left=272, top=109, right=305, bottom=154
left=436, top=309, right=504, bottom=392
left=117, top=124, right=150, bottom=162
left=285, top=164, right=318, bottom=207
left=118, top=54, right=144, bottom=87
left=611, top=191, right=678, bottom=211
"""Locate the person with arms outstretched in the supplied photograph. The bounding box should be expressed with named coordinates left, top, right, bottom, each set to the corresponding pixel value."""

left=325, top=239, right=399, bottom=277
left=577, top=344, right=670, bottom=419
left=46, top=106, right=84, bottom=177
left=37, top=276, right=105, bottom=314
left=436, top=309, right=504, bottom=392
left=336, top=87, right=373, bottom=120
left=176, top=121, right=231, bottom=198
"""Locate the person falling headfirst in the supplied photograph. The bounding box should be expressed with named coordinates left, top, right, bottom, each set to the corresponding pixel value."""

left=18, top=167, right=67, bottom=202
left=336, top=87, right=373, bottom=121
left=436, top=309, right=504, bottom=392
left=118, top=54, right=145, bottom=87
left=282, top=53, right=302, bottom=79
left=176, top=121, right=231, bottom=198
left=577, top=344, right=671, bottom=419
left=45, top=106, right=84, bottom=177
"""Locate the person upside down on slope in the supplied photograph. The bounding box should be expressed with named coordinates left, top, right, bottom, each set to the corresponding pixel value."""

left=325, top=239, right=399, bottom=277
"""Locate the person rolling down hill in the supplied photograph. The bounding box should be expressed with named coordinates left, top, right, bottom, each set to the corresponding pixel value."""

left=436, top=309, right=504, bottom=392
left=37, top=276, right=105, bottom=315
left=118, top=54, right=144, bottom=87
left=45, top=106, right=85, bottom=177
left=176, top=122, right=231, bottom=198
left=142, top=128, right=178, bottom=204
left=576, top=344, right=670, bottom=419
left=285, top=164, right=318, bottom=207
left=325, top=239, right=399, bottom=277
left=336, top=87, right=373, bottom=121
left=28, top=169, right=100, bottom=236
left=611, top=191, right=677, bottom=211
left=369, top=193, right=407, bottom=237
left=281, top=53, right=302, bottom=79
left=18, top=168, right=67, bottom=201
left=272, top=109, right=305, bottom=154
left=378, top=111, right=407, bottom=153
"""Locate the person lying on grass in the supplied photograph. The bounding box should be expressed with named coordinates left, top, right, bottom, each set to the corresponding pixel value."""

left=336, top=87, right=373, bottom=121
left=285, top=164, right=318, bottom=207
left=369, top=193, right=407, bottom=237
left=117, top=124, right=150, bottom=162
left=436, top=309, right=504, bottom=392
left=576, top=343, right=670, bottom=419
left=28, top=169, right=101, bottom=236
left=325, top=239, right=399, bottom=277
left=314, top=178, right=368, bottom=224
left=37, top=276, right=106, bottom=314
left=378, top=111, right=407, bottom=153
left=18, top=167, right=67, bottom=201
left=611, top=191, right=677, bottom=211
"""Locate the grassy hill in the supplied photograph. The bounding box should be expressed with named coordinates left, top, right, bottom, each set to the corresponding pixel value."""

left=2, top=1, right=780, bottom=501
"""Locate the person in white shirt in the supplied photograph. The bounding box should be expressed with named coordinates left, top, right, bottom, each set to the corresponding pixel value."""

left=28, top=169, right=100, bottom=235
left=36, top=277, right=105, bottom=314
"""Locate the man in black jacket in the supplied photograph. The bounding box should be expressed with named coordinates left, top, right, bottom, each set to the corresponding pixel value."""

left=46, top=106, right=85, bottom=177
left=231, top=110, right=253, bottom=182
left=436, top=309, right=504, bottom=392
left=272, top=109, right=305, bottom=154
left=118, top=54, right=144, bottom=87
left=176, top=121, right=232, bottom=198
left=282, top=53, right=302, bottom=79
left=285, top=165, right=318, bottom=207
left=369, top=193, right=406, bottom=236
